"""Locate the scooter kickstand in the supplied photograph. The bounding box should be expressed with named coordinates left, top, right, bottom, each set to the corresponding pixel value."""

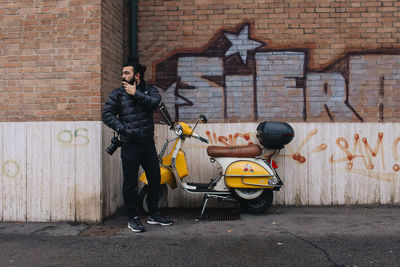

left=198, top=194, right=209, bottom=220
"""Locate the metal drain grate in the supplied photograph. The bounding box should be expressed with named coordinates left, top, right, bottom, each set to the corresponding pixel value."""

left=79, top=225, right=124, bottom=237
left=160, top=208, right=240, bottom=221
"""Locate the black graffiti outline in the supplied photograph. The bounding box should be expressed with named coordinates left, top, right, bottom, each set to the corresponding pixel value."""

left=174, top=78, right=195, bottom=122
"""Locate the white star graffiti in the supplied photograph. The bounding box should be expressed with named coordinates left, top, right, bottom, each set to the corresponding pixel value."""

left=224, top=25, right=264, bottom=64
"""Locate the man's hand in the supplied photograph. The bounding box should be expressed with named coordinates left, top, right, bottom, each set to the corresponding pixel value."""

left=123, top=81, right=136, bottom=96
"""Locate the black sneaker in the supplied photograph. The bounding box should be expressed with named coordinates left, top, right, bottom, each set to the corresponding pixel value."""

left=127, top=216, right=145, bottom=232
left=147, top=213, right=173, bottom=226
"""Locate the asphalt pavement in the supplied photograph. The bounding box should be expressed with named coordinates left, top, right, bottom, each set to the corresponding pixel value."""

left=0, top=206, right=399, bottom=266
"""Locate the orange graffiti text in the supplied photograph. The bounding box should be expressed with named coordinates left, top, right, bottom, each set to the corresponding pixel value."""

left=205, top=130, right=252, bottom=146
left=330, top=132, right=384, bottom=170
left=292, top=152, right=306, bottom=163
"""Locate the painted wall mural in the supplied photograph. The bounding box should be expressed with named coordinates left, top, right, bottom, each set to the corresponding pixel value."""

left=151, top=23, right=400, bottom=123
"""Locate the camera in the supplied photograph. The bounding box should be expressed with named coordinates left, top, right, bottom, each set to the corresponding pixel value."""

left=106, top=135, right=121, bottom=155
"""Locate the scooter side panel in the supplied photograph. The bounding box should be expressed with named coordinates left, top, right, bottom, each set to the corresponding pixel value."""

left=225, top=160, right=274, bottom=188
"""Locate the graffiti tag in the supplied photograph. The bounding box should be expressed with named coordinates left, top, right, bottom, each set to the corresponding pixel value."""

left=57, top=128, right=90, bottom=146
left=2, top=159, right=20, bottom=178
left=205, top=130, right=252, bottom=146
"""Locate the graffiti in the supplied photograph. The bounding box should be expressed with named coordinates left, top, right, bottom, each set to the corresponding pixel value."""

left=292, top=152, right=306, bottom=164
left=285, top=127, right=399, bottom=180
left=285, top=128, right=326, bottom=164
left=224, top=25, right=263, bottom=65
left=205, top=126, right=399, bottom=179
left=392, top=136, right=400, bottom=172
left=379, top=75, right=385, bottom=123
left=330, top=133, right=385, bottom=171
left=199, top=125, right=399, bottom=183
left=57, top=128, right=90, bottom=146
left=286, top=128, right=389, bottom=171
left=312, top=144, right=328, bottom=153
left=153, top=23, right=400, bottom=123
left=393, top=164, right=400, bottom=172
left=205, top=130, right=252, bottom=146
left=2, top=159, right=20, bottom=178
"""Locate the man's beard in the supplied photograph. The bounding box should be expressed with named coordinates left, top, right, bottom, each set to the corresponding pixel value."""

left=122, top=78, right=134, bottom=85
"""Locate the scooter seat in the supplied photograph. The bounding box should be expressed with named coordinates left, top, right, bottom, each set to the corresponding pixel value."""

left=207, top=144, right=263, bottom=158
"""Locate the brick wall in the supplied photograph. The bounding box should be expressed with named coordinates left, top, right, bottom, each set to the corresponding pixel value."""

left=0, top=0, right=102, bottom=121
left=100, top=0, right=129, bottom=219
left=1, top=0, right=400, bottom=122
left=137, top=0, right=400, bottom=123
left=100, top=0, right=130, bottom=105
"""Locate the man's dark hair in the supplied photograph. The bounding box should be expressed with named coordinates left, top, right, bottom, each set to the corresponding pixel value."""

left=124, top=61, right=146, bottom=78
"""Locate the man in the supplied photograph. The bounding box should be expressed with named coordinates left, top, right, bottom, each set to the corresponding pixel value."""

left=102, top=61, right=173, bottom=233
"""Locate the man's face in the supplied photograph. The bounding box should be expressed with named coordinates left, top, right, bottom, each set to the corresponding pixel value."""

left=122, top=66, right=134, bottom=84
left=122, top=66, right=141, bottom=85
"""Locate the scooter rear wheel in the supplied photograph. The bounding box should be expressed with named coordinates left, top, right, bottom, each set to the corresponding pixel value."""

left=236, top=189, right=273, bottom=214
left=138, top=184, right=168, bottom=214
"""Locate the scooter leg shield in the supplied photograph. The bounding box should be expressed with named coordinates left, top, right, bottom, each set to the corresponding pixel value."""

left=139, top=166, right=177, bottom=189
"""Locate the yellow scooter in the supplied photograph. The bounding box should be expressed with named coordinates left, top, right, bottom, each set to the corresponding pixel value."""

left=139, top=103, right=294, bottom=217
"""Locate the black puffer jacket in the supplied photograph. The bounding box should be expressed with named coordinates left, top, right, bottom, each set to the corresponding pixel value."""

left=102, top=81, right=161, bottom=143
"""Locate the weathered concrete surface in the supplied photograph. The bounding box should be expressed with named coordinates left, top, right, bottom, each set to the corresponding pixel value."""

left=0, top=206, right=399, bottom=266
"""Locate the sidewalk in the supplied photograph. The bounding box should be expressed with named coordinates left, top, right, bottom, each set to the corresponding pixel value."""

left=1, top=205, right=399, bottom=237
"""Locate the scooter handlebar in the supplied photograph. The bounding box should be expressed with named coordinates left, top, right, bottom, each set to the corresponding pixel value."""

left=199, top=136, right=209, bottom=143
left=192, top=133, right=209, bottom=143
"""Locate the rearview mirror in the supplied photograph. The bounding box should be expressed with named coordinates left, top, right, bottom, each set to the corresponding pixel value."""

left=199, top=114, right=208, bottom=123
left=159, top=102, right=174, bottom=128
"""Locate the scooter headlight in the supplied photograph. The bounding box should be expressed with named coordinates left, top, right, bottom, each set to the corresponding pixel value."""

left=174, top=123, right=183, bottom=136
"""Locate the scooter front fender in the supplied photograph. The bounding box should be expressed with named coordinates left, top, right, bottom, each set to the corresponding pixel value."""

left=139, top=166, right=177, bottom=189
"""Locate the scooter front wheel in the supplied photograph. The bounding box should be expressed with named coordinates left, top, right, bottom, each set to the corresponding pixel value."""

left=138, top=184, right=168, bottom=214
left=236, top=189, right=273, bottom=214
